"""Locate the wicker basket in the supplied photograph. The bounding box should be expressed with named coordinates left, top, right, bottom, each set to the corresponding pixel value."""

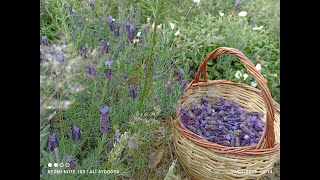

left=172, top=47, right=280, bottom=180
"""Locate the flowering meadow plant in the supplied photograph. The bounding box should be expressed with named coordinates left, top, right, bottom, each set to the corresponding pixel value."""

left=40, top=0, right=279, bottom=178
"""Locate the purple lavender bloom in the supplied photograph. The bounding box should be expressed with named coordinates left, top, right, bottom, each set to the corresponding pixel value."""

left=130, top=84, right=137, bottom=99
left=126, top=22, right=130, bottom=32
left=56, top=51, right=64, bottom=61
left=166, top=81, right=172, bottom=94
left=100, top=41, right=110, bottom=55
left=89, top=0, right=94, bottom=10
left=104, top=69, right=112, bottom=79
left=177, top=68, right=184, bottom=82
left=142, top=25, right=147, bottom=34
left=82, top=43, right=88, bottom=53
left=41, top=36, right=47, bottom=45
left=148, top=18, right=153, bottom=26
left=87, top=62, right=97, bottom=77
left=72, top=125, right=81, bottom=144
left=47, top=133, right=59, bottom=151
left=128, top=24, right=136, bottom=44
left=100, top=105, right=110, bottom=133
left=123, top=72, right=128, bottom=79
left=61, top=60, right=66, bottom=65
left=109, top=16, right=115, bottom=31
left=114, top=135, right=120, bottom=143
left=67, top=156, right=76, bottom=170
left=114, top=25, right=120, bottom=36
left=105, top=58, right=113, bottom=67
left=235, top=0, right=240, bottom=11
left=179, top=79, right=188, bottom=92
left=40, top=99, right=43, bottom=107
left=67, top=3, right=73, bottom=14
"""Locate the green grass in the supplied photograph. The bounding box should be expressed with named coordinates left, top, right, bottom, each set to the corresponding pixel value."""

left=40, top=0, right=280, bottom=179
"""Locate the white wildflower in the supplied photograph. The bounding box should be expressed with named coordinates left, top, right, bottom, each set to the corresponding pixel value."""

left=174, top=31, right=180, bottom=36
left=169, top=22, right=175, bottom=30
left=235, top=70, right=242, bottom=79
left=251, top=81, right=258, bottom=87
left=253, top=26, right=264, bottom=31
left=243, top=73, right=249, bottom=80
left=238, top=11, right=247, bottom=17
left=137, top=31, right=141, bottom=37
left=194, top=0, right=200, bottom=4
left=255, top=63, right=262, bottom=71
left=219, top=12, right=224, bottom=17
left=107, top=132, right=128, bottom=168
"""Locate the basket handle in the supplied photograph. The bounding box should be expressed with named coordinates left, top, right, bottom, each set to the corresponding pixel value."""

left=193, top=47, right=276, bottom=149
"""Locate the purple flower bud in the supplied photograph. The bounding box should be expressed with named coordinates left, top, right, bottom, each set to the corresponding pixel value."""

left=123, top=72, right=128, bottom=79
left=148, top=18, right=153, bottom=26
left=67, top=4, right=73, bottom=15
left=72, top=125, right=81, bottom=144
left=179, top=80, right=188, bottom=92
left=104, top=69, right=112, bottom=79
left=56, top=51, right=64, bottom=61
left=61, top=60, right=66, bottom=65
left=47, top=133, right=59, bottom=151
left=114, top=135, right=120, bottom=143
left=235, top=0, right=240, bottom=11
left=105, top=58, right=113, bottom=67
left=67, top=156, right=76, bottom=170
left=87, top=62, right=97, bottom=77
left=128, top=24, right=136, bottom=44
left=100, top=105, right=110, bottom=133
left=130, top=84, right=137, bottom=99
left=41, top=36, right=47, bottom=45
left=142, top=25, right=147, bottom=34
left=40, top=99, right=43, bottom=107
left=166, top=81, right=173, bottom=94
left=114, top=25, right=120, bottom=36
left=82, top=43, right=88, bottom=53
left=100, top=41, right=110, bottom=55
left=126, top=22, right=130, bottom=32
left=109, top=16, right=114, bottom=31
left=89, top=0, right=94, bottom=10
left=177, top=69, right=184, bottom=82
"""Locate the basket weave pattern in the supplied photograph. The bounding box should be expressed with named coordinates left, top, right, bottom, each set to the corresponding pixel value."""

left=172, top=47, right=280, bottom=180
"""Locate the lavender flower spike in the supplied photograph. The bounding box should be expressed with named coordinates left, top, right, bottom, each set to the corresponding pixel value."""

left=67, top=156, right=76, bottom=170
left=89, top=0, right=94, bottom=10
left=47, top=133, right=59, bottom=151
left=100, top=105, right=110, bottom=133
left=114, top=25, right=120, bottom=36
left=87, top=62, right=97, bottom=77
left=41, top=36, right=47, bottom=45
left=72, top=125, right=81, bottom=144
left=100, top=41, right=110, bottom=55
left=123, top=72, right=128, bottom=79
left=104, top=69, right=112, bottom=79
left=67, top=4, right=73, bottom=14
left=105, top=58, right=113, bottom=67
left=130, top=84, right=137, bottom=99
left=128, top=24, right=136, bottom=44
left=179, top=79, right=188, bottom=92
left=109, top=16, right=115, bottom=31
left=235, top=0, right=240, bottom=11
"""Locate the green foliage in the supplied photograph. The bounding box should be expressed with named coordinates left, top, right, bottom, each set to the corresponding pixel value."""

left=40, top=0, right=280, bottom=179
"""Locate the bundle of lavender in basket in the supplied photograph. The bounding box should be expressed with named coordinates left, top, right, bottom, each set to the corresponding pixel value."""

left=179, top=97, right=265, bottom=147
